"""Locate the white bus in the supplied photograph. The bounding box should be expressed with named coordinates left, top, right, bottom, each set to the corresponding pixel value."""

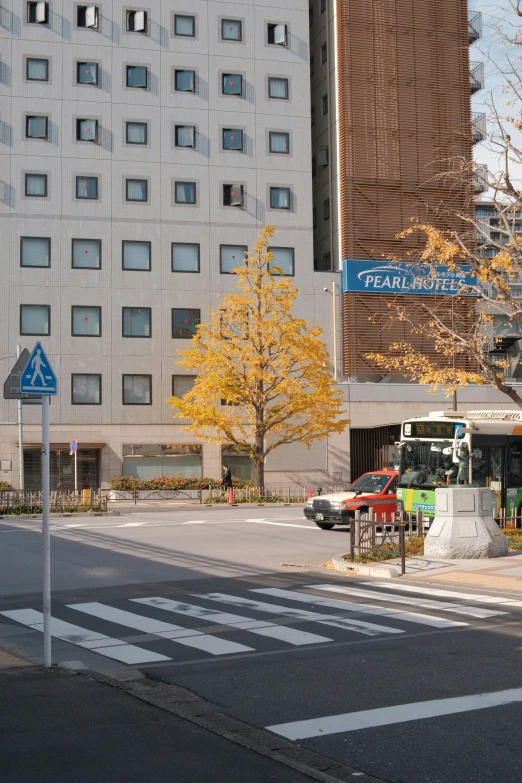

left=397, top=410, right=522, bottom=524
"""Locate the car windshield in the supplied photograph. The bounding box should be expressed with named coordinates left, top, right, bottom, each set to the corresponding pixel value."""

left=348, top=474, right=390, bottom=494
left=400, top=440, right=458, bottom=489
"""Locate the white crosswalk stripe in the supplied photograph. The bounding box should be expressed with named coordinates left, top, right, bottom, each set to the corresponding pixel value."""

left=70, top=602, right=254, bottom=656
left=363, top=581, right=522, bottom=608
left=249, top=588, right=468, bottom=628
left=0, top=608, right=171, bottom=664
left=303, top=584, right=508, bottom=619
left=132, top=597, right=333, bottom=645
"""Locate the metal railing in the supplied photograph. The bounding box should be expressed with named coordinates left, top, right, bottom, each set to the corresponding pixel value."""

left=101, top=485, right=346, bottom=505
left=469, top=11, right=482, bottom=44
left=0, top=490, right=107, bottom=515
left=472, top=111, right=486, bottom=143
left=470, top=61, right=485, bottom=94
left=348, top=507, right=429, bottom=575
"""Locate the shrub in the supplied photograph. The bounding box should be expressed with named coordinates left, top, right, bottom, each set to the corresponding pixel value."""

left=0, top=481, right=12, bottom=492
left=109, top=475, right=251, bottom=491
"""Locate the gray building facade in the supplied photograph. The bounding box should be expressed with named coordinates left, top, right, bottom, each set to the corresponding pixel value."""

left=0, top=0, right=345, bottom=489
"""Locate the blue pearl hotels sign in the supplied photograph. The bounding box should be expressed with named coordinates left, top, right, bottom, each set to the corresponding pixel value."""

left=342, top=259, right=476, bottom=296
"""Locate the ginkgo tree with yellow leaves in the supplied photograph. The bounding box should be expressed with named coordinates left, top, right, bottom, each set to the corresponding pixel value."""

left=167, top=226, right=348, bottom=489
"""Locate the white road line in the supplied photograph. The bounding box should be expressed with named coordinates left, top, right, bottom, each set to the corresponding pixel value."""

left=0, top=608, right=170, bottom=664
left=245, top=520, right=317, bottom=529
left=195, top=593, right=404, bottom=637
left=70, top=602, right=253, bottom=656
left=116, top=522, right=147, bottom=527
left=133, top=597, right=332, bottom=646
left=250, top=588, right=467, bottom=629
left=305, top=584, right=507, bottom=619
left=363, top=581, right=522, bottom=608
left=266, top=687, right=522, bottom=740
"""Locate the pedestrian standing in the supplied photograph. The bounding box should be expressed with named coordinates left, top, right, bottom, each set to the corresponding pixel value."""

left=222, top=464, right=232, bottom=490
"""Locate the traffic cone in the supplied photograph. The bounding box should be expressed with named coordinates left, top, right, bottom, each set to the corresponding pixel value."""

left=228, top=487, right=234, bottom=505
left=308, top=487, right=313, bottom=500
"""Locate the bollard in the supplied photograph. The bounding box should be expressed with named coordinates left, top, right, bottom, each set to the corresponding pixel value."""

left=399, top=521, right=406, bottom=575
left=354, top=509, right=361, bottom=556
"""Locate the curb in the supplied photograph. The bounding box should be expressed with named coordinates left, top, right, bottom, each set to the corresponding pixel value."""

left=331, top=553, right=401, bottom=579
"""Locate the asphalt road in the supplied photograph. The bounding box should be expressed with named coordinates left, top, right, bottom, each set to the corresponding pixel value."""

left=2, top=506, right=522, bottom=782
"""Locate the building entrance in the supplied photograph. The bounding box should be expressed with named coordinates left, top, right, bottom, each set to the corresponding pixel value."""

left=23, top=448, right=100, bottom=491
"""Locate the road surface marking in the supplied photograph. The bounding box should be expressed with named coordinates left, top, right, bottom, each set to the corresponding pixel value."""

left=0, top=608, right=170, bottom=664
left=363, top=581, right=522, bottom=608
left=116, top=522, right=147, bottom=527
left=132, top=597, right=332, bottom=646
left=245, top=520, right=317, bottom=529
left=250, top=588, right=467, bottom=629
left=266, top=687, right=522, bottom=739
left=195, top=593, right=404, bottom=637
left=70, top=602, right=253, bottom=656
left=305, top=584, right=507, bottom=619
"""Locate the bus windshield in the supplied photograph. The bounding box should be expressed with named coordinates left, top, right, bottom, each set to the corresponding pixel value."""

left=400, top=440, right=459, bottom=489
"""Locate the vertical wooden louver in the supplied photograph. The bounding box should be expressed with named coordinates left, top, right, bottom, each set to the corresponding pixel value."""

left=336, top=0, right=474, bottom=374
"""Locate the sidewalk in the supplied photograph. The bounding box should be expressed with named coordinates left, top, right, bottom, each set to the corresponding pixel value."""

left=0, top=666, right=326, bottom=783
left=333, top=550, right=522, bottom=591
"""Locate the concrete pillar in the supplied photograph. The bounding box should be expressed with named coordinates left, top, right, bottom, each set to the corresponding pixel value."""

left=425, top=487, right=508, bottom=559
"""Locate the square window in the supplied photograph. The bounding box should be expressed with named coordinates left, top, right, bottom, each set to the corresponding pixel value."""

left=123, top=374, right=151, bottom=404
left=122, top=307, right=151, bottom=337
left=26, top=116, right=48, bottom=139
left=126, top=178, right=148, bottom=202
left=317, top=146, right=329, bottom=166
left=321, top=43, right=327, bottom=63
left=172, top=375, right=196, bottom=396
left=222, top=128, right=243, bottom=151
left=72, top=238, right=101, bottom=269
left=26, top=58, right=49, bottom=81
left=175, top=69, right=195, bottom=92
left=222, top=19, right=241, bottom=41
left=19, top=239, right=49, bottom=276
left=127, top=10, right=147, bottom=32
left=77, top=5, right=99, bottom=28
left=27, top=2, right=48, bottom=23
left=323, top=198, right=330, bottom=220
left=314, top=253, right=332, bottom=271
left=126, top=65, right=148, bottom=88
left=269, top=131, right=289, bottom=154
left=76, top=176, right=98, bottom=199
left=269, top=187, right=290, bottom=209
left=72, top=305, right=101, bottom=336
left=175, top=181, right=196, bottom=204
left=220, top=244, right=247, bottom=273
left=174, top=14, right=195, bottom=36
left=126, top=121, right=147, bottom=144
left=223, top=184, right=243, bottom=207
left=269, top=247, right=294, bottom=276
left=72, top=373, right=101, bottom=404
left=267, top=23, right=287, bottom=45
left=77, top=62, right=98, bottom=84
left=25, top=174, right=47, bottom=197
left=122, top=240, right=151, bottom=271
left=268, top=77, right=288, bottom=99
left=21, top=237, right=50, bottom=268
left=322, top=94, right=328, bottom=115
left=175, top=125, right=195, bottom=147
left=172, top=308, right=200, bottom=338
left=20, top=304, right=50, bottom=335
left=222, top=73, right=242, bottom=96
left=172, top=243, right=200, bottom=273
left=77, top=119, right=98, bottom=142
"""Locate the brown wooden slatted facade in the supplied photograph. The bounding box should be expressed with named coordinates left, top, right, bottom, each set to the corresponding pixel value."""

left=336, top=0, right=474, bottom=375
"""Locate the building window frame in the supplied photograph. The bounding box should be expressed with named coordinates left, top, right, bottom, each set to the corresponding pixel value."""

left=122, top=374, right=152, bottom=405
left=20, top=236, right=51, bottom=268
left=172, top=243, right=200, bottom=273
left=20, top=304, right=50, bottom=336
left=173, top=14, right=195, bottom=37
left=76, top=176, right=99, bottom=200
left=122, top=240, right=151, bottom=272
left=126, top=121, right=148, bottom=145
left=172, top=308, right=201, bottom=339
left=71, top=373, right=102, bottom=405
left=24, top=173, right=48, bottom=197
left=72, top=238, right=102, bottom=269
left=26, top=57, right=49, bottom=81
left=71, top=305, right=102, bottom=337
left=122, top=306, right=152, bottom=338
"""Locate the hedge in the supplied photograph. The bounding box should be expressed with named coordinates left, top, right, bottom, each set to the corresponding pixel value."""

left=109, top=475, right=251, bottom=490
left=0, top=481, right=12, bottom=492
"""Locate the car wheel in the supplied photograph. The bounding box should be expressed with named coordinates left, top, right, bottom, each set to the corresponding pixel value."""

left=315, top=522, right=335, bottom=530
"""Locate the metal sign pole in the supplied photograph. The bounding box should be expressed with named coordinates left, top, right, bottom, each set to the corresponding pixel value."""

left=16, top=346, right=24, bottom=490
left=42, top=395, right=51, bottom=667
left=74, top=450, right=78, bottom=496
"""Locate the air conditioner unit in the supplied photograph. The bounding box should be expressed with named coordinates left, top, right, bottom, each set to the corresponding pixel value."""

left=128, top=10, right=147, bottom=32
left=317, top=147, right=329, bottom=166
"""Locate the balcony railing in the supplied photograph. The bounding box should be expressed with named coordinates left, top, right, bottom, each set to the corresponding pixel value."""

left=470, top=62, right=485, bottom=94
left=473, top=164, right=488, bottom=194
left=469, top=11, right=482, bottom=44
left=472, top=111, right=486, bottom=143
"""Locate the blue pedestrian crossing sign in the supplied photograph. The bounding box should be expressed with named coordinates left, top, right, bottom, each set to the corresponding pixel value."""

left=20, top=342, right=57, bottom=395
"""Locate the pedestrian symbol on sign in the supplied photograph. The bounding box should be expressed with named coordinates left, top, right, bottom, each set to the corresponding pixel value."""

left=20, top=342, right=57, bottom=395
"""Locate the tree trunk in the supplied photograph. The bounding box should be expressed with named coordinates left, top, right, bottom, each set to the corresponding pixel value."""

left=253, top=422, right=265, bottom=489
left=253, top=457, right=264, bottom=491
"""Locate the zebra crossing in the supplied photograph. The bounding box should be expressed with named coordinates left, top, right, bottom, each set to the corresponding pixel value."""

left=0, top=582, right=513, bottom=667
